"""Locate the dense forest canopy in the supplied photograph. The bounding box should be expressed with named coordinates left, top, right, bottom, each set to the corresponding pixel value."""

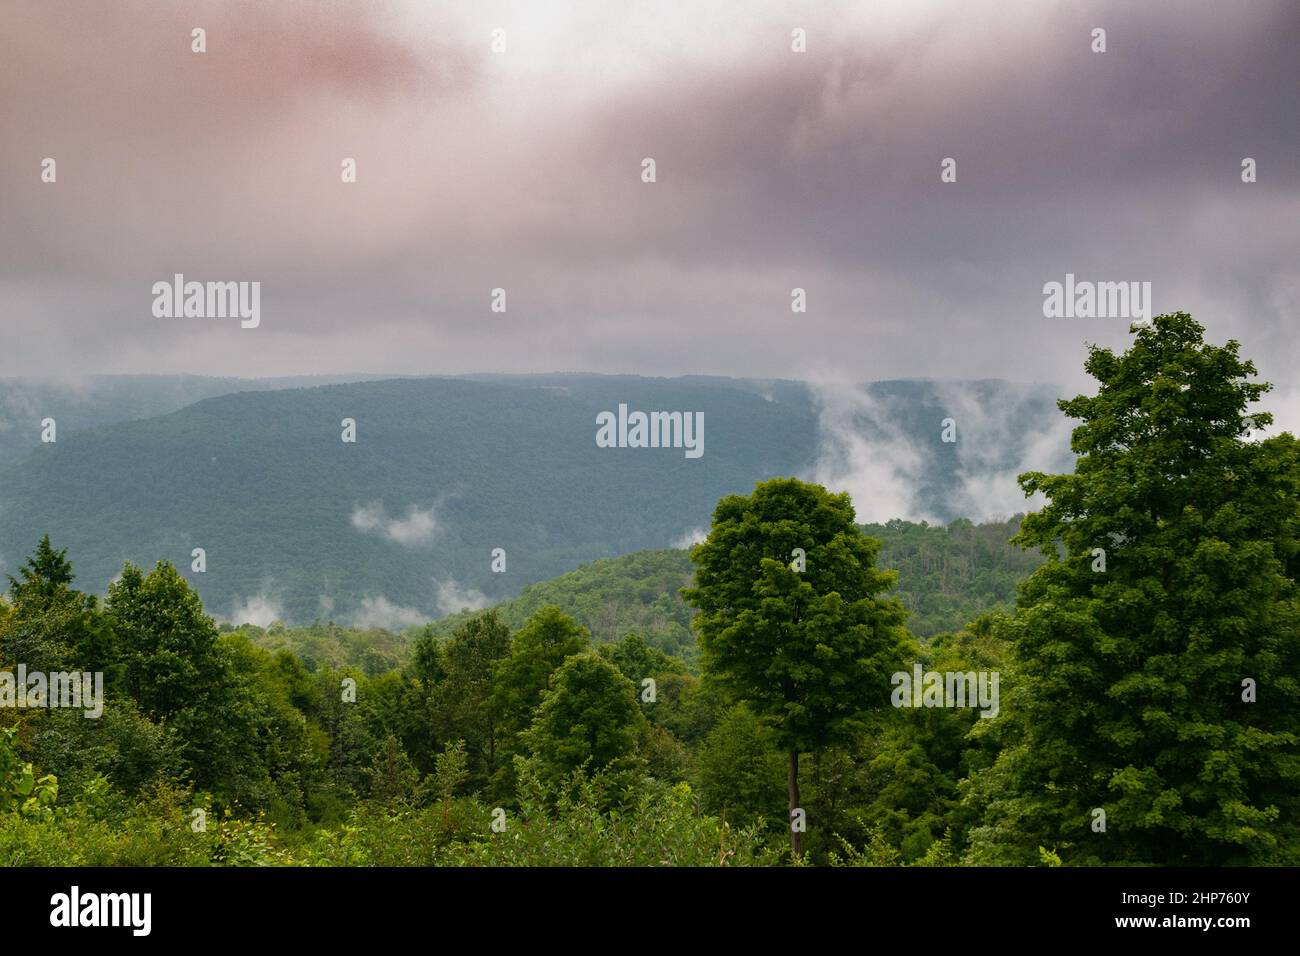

left=426, top=516, right=1041, bottom=662
left=0, top=375, right=1067, bottom=626
left=2, top=314, right=1297, bottom=866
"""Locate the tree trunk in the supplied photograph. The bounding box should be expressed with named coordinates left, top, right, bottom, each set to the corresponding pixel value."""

left=788, top=749, right=802, bottom=859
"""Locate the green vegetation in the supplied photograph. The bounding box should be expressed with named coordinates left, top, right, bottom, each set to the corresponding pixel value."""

left=0, top=374, right=1065, bottom=625
left=218, top=621, right=414, bottom=676
left=1, top=316, right=1296, bottom=866
left=431, top=549, right=697, bottom=660
left=0, top=374, right=398, bottom=465
left=861, top=517, right=1044, bottom=637
left=961, top=313, right=1300, bottom=865
left=431, top=520, right=1043, bottom=660
left=684, top=477, right=912, bottom=855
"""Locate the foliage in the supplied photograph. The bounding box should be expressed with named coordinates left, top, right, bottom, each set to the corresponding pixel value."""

left=0, top=375, right=1065, bottom=626
left=0, top=727, right=58, bottom=818
left=1, top=334, right=1295, bottom=867
left=859, top=517, right=1043, bottom=638
left=962, top=313, right=1300, bottom=865
left=684, top=476, right=913, bottom=856
left=525, top=654, right=646, bottom=784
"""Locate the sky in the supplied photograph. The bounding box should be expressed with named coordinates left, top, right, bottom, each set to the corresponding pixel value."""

left=2, top=0, right=1298, bottom=400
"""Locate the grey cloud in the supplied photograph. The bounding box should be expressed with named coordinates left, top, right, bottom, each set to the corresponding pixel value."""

left=0, top=0, right=1295, bottom=395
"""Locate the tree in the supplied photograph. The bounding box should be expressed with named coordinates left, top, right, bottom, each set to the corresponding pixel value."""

left=365, top=734, right=420, bottom=805
left=493, top=606, right=589, bottom=746
left=26, top=697, right=183, bottom=801
left=430, top=611, right=511, bottom=786
left=525, top=653, right=645, bottom=782
left=1, top=537, right=115, bottom=675
left=695, top=704, right=787, bottom=828
left=107, top=561, right=259, bottom=799
left=108, top=562, right=226, bottom=721
left=683, top=477, right=911, bottom=856
left=968, top=313, right=1300, bottom=864
left=6, top=535, right=73, bottom=605
left=597, top=632, right=682, bottom=685
left=410, top=625, right=447, bottom=689
left=834, top=616, right=1009, bottom=862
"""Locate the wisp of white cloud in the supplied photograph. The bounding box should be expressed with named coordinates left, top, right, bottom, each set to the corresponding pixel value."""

left=228, top=594, right=284, bottom=628
left=933, top=381, right=1074, bottom=521
left=351, top=501, right=439, bottom=546
left=807, top=377, right=1075, bottom=524
left=434, top=579, right=490, bottom=616
left=671, top=527, right=708, bottom=549
left=351, top=595, right=428, bottom=631
left=808, top=378, right=937, bottom=524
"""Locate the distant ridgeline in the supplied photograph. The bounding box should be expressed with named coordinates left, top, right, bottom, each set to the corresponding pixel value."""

left=0, top=374, right=1065, bottom=628
left=0, top=374, right=396, bottom=466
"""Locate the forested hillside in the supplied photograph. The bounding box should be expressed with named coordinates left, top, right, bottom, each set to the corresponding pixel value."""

left=428, top=518, right=1044, bottom=661
left=429, top=550, right=697, bottom=659
left=0, top=374, right=1067, bottom=626
left=861, top=517, right=1045, bottom=637
left=2, top=531, right=1015, bottom=866
left=3, top=316, right=1294, bottom=869
left=219, top=620, right=414, bottom=677
left=0, top=374, right=392, bottom=465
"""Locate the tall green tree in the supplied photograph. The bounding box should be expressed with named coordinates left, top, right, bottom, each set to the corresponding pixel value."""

left=683, top=477, right=911, bottom=856
left=431, top=610, right=512, bottom=786
left=107, top=561, right=259, bottom=799
left=493, top=606, right=590, bottom=744
left=6, top=535, right=73, bottom=605
left=108, top=561, right=227, bottom=721
left=1, top=537, right=116, bottom=676
left=525, top=653, right=646, bottom=783
left=967, top=312, right=1300, bottom=865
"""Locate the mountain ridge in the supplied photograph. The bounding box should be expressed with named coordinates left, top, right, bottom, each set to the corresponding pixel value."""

left=0, top=373, right=1071, bottom=625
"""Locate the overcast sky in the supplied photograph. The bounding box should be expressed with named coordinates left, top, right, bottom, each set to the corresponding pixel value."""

left=2, top=0, right=1297, bottom=398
